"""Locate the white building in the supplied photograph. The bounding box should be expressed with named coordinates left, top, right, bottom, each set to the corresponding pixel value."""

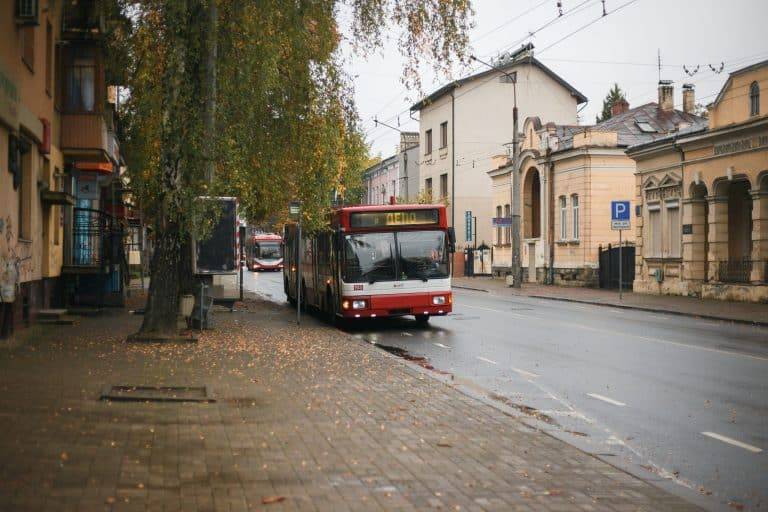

left=410, top=43, right=587, bottom=250
left=363, top=132, right=420, bottom=204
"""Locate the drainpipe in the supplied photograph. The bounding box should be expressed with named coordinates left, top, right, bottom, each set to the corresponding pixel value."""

left=547, top=151, right=555, bottom=284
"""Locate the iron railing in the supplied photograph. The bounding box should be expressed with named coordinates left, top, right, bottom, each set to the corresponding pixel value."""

left=67, top=208, right=119, bottom=267
left=717, top=259, right=752, bottom=284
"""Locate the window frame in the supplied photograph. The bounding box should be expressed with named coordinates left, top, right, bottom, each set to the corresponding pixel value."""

left=571, top=194, right=579, bottom=240
left=440, top=121, right=448, bottom=149
left=425, top=129, right=433, bottom=155
left=559, top=196, right=567, bottom=240
left=750, top=81, right=760, bottom=117
left=646, top=201, right=662, bottom=258
left=21, top=25, right=35, bottom=72
left=495, top=205, right=502, bottom=245
left=439, top=173, right=448, bottom=199
left=665, top=199, right=681, bottom=258
left=425, top=177, right=433, bottom=199
left=504, top=204, right=511, bottom=244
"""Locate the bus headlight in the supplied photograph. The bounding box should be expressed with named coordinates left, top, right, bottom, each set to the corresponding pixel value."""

left=352, top=300, right=367, bottom=310
left=432, top=296, right=446, bottom=305
left=342, top=300, right=350, bottom=310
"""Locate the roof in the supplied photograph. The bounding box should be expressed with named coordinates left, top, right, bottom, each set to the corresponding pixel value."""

left=410, top=44, right=587, bottom=112
left=553, top=103, right=708, bottom=151
left=712, top=58, right=768, bottom=106
left=362, top=154, right=399, bottom=178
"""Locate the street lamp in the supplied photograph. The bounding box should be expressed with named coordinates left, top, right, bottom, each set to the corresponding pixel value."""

left=470, top=55, right=521, bottom=287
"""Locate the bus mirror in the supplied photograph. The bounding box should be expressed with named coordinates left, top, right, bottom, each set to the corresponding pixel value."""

left=447, top=227, right=456, bottom=253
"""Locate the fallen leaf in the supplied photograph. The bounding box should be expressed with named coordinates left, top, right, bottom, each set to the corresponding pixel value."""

left=262, top=496, right=286, bottom=505
left=437, top=441, right=453, bottom=448
left=60, top=452, right=69, bottom=461
left=105, top=497, right=116, bottom=504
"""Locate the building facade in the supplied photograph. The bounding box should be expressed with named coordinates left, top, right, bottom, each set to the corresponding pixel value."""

left=491, top=83, right=705, bottom=286
left=631, top=60, right=768, bottom=302
left=411, top=44, right=587, bottom=254
left=362, top=132, right=420, bottom=204
left=1, top=0, right=128, bottom=340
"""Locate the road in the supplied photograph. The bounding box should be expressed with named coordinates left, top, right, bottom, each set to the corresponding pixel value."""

left=244, top=270, right=768, bottom=511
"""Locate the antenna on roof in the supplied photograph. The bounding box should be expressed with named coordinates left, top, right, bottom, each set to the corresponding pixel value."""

left=657, top=49, right=661, bottom=82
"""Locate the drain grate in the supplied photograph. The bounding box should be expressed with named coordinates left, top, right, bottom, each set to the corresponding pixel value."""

left=100, top=385, right=216, bottom=403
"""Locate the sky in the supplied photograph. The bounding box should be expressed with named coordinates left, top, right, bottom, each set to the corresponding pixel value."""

left=345, top=0, right=768, bottom=159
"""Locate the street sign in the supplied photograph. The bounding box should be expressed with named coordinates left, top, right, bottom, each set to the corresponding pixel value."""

left=465, top=210, right=472, bottom=242
left=492, top=217, right=512, bottom=227
left=289, top=201, right=300, bottom=216
left=611, top=200, right=630, bottom=230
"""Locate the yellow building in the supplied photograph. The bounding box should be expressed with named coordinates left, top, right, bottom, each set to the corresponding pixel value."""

left=1, top=1, right=68, bottom=337
left=491, top=84, right=705, bottom=286
left=630, top=60, right=768, bottom=302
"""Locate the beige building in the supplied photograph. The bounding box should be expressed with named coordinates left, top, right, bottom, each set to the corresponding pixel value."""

left=491, top=83, right=705, bottom=286
left=1, top=1, right=67, bottom=337
left=630, top=60, right=768, bottom=302
left=410, top=43, right=586, bottom=260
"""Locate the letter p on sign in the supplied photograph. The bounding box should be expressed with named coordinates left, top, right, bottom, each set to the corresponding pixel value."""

left=611, top=200, right=630, bottom=230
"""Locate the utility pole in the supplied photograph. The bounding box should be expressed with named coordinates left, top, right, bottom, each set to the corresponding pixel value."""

left=471, top=54, right=521, bottom=287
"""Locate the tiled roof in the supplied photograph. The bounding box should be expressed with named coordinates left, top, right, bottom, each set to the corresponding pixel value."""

left=554, top=103, right=708, bottom=151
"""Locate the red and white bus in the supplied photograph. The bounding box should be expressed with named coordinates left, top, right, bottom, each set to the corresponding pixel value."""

left=283, top=204, right=455, bottom=323
left=246, top=233, right=284, bottom=271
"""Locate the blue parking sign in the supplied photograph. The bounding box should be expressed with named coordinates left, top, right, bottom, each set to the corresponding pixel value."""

left=611, top=201, right=630, bottom=230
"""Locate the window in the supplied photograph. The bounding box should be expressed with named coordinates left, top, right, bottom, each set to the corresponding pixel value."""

left=439, top=173, right=448, bottom=199
left=636, top=121, right=656, bottom=133
left=571, top=194, right=579, bottom=240
left=21, top=26, right=35, bottom=72
left=496, top=206, right=502, bottom=244
left=440, top=121, right=448, bottom=148
left=647, top=203, right=662, bottom=257
left=65, top=49, right=96, bottom=112
left=750, top=81, right=760, bottom=117
left=45, top=20, right=52, bottom=95
left=425, top=177, right=433, bottom=199
left=425, top=129, right=432, bottom=155
left=391, top=179, right=396, bottom=200
left=559, top=196, right=567, bottom=240
left=504, top=204, right=511, bottom=244
left=666, top=199, right=680, bottom=257
left=17, top=139, right=33, bottom=240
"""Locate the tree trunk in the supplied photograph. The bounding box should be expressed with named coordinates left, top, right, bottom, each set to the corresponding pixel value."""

left=139, top=222, right=183, bottom=335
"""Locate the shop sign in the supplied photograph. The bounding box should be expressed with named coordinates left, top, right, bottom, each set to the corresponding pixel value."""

left=713, top=133, right=768, bottom=156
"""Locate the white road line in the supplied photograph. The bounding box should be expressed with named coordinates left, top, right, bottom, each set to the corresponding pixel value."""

left=401, top=332, right=413, bottom=337
left=433, top=342, right=451, bottom=349
left=476, top=356, right=498, bottom=365
left=462, top=304, right=506, bottom=314
left=586, top=393, right=626, bottom=407
left=512, top=367, right=539, bottom=379
left=701, top=432, right=763, bottom=453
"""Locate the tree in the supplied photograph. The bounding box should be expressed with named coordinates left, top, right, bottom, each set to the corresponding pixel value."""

left=119, top=0, right=473, bottom=338
left=596, top=83, right=627, bottom=123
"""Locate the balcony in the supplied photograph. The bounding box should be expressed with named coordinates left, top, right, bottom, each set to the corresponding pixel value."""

left=61, top=112, right=119, bottom=164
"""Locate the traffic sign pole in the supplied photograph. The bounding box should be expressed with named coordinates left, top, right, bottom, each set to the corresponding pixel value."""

left=619, top=229, right=623, bottom=301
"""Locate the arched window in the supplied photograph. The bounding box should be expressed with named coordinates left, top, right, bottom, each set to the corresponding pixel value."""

left=750, top=81, right=760, bottom=117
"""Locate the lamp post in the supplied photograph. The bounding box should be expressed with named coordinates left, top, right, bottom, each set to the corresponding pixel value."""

left=471, top=55, right=521, bottom=287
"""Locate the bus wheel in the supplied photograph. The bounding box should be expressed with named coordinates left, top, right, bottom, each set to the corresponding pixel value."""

left=415, top=314, right=429, bottom=324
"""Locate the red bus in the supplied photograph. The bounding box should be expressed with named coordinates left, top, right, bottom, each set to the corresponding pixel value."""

left=245, top=233, right=284, bottom=271
left=283, top=204, right=455, bottom=323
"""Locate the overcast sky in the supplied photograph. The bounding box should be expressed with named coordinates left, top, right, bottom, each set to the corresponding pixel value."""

left=345, top=0, right=768, bottom=159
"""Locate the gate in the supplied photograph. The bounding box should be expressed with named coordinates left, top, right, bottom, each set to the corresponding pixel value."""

left=599, top=244, right=635, bottom=289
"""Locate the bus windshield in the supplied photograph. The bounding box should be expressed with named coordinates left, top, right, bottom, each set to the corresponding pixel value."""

left=256, top=242, right=282, bottom=260
left=343, top=230, right=448, bottom=283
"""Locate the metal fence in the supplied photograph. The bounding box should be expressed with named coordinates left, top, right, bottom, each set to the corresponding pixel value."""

left=717, top=259, right=752, bottom=283
left=69, top=208, right=118, bottom=267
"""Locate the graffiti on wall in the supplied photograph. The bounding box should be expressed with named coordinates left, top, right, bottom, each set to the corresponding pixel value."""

left=0, top=214, right=33, bottom=302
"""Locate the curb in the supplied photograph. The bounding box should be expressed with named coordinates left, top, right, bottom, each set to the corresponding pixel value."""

left=453, top=282, right=768, bottom=328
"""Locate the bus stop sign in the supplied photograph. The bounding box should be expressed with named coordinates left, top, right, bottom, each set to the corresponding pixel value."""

left=611, top=201, right=630, bottom=230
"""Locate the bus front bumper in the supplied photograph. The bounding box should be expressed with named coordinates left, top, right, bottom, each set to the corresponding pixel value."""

left=339, top=292, right=452, bottom=318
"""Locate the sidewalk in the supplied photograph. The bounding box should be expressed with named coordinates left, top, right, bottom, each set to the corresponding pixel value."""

left=453, top=276, right=768, bottom=326
left=0, top=298, right=702, bottom=511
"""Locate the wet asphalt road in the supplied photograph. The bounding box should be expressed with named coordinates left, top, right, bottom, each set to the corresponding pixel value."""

left=243, top=270, right=768, bottom=511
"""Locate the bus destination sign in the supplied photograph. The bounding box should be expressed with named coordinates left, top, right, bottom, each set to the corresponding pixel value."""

left=350, top=209, right=439, bottom=228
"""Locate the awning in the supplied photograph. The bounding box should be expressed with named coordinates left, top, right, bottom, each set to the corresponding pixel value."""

left=75, top=161, right=113, bottom=174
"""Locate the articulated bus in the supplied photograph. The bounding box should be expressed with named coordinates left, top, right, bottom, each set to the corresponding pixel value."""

left=246, top=233, right=284, bottom=271
left=283, top=204, right=455, bottom=323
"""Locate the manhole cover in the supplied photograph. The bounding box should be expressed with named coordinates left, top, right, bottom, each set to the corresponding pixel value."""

left=100, top=385, right=215, bottom=403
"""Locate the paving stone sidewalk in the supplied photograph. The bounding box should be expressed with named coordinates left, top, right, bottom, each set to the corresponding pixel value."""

left=453, top=276, right=768, bottom=326
left=0, top=298, right=702, bottom=511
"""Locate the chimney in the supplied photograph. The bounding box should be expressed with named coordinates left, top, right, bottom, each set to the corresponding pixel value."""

left=658, top=80, right=674, bottom=112
left=611, top=98, right=630, bottom=117
left=682, top=83, right=695, bottom=114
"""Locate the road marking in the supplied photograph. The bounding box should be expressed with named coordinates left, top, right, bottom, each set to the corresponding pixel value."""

left=433, top=342, right=451, bottom=349
left=701, top=432, right=762, bottom=453
left=462, top=304, right=506, bottom=314
left=401, top=332, right=413, bottom=337
left=476, top=356, right=498, bottom=365
left=460, top=304, right=529, bottom=319
left=586, top=393, right=626, bottom=407
left=512, top=367, right=539, bottom=379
